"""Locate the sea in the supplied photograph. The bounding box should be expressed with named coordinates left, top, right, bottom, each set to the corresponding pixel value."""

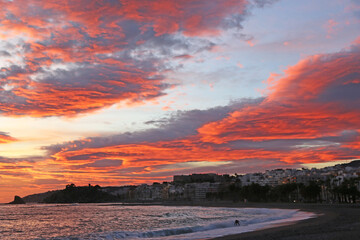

left=0, top=203, right=315, bottom=240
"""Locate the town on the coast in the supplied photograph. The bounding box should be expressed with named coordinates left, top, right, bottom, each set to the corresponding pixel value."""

left=22, top=161, right=360, bottom=204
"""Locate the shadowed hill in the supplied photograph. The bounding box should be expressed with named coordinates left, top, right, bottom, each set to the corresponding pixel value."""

left=43, top=184, right=118, bottom=203
left=8, top=196, right=25, bottom=204
left=341, top=160, right=360, bottom=168
left=23, top=190, right=60, bottom=203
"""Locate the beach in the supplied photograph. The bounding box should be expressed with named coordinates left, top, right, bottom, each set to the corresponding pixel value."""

left=201, top=202, right=360, bottom=240
left=121, top=201, right=360, bottom=239
left=1, top=201, right=359, bottom=239
left=2, top=202, right=310, bottom=240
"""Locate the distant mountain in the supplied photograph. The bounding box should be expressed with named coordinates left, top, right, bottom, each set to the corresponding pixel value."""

left=23, top=190, right=60, bottom=203
left=8, top=196, right=25, bottom=204
left=339, top=160, right=360, bottom=168
left=42, top=184, right=118, bottom=203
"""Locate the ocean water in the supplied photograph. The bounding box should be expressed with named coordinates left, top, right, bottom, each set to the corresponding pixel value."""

left=0, top=204, right=315, bottom=240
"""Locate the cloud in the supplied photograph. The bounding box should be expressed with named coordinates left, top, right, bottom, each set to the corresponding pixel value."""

left=32, top=178, right=67, bottom=185
left=37, top=40, right=360, bottom=184
left=0, top=132, right=16, bottom=144
left=0, top=0, right=273, bottom=117
left=0, top=159, right=34, bottom=179
left=3, top=37, right=359, bottom=193
left=44, top=98, right=263, bottom=154
left=6, top=1, right=359, bottom=200
left=0, top=50, right=11, bottom=57
left=1, top=39, right=356, bottom=197
left=73, top=159, right=124, bottom=170
left=199, top=42, right=360, bottom=144
left=252, top=0, right=279, bottom=8
left=0, top=155, right=44, bottom=163
left=325, top=19, right=339, bottom=38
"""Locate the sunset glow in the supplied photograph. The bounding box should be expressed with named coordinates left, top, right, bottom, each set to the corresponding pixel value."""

left=0, top=0, right=359, bottom=203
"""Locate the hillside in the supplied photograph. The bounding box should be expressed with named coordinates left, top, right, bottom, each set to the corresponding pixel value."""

left=341, top=160, right=360, bottom=168
left=23, top=190, right=60, bottom=203
left=43, top=184, right=118, bottom=203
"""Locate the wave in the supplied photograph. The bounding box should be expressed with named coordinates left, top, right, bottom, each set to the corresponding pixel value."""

left=67, top=208, right=315, bottom=240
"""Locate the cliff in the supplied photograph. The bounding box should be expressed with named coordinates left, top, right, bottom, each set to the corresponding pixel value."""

left=23, top=190, right=60, bottom=203
left=8, top=195, right=25, bottom=204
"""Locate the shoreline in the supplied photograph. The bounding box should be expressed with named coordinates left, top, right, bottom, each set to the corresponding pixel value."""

left=3, top=201, right=359, bottom=239
left=117, top=201, right=360, bottom=240
left=185, top=202, right=360, bottom=240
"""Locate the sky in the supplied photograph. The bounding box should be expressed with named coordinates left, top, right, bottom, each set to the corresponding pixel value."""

left=0, top=0, right=359, bottom=203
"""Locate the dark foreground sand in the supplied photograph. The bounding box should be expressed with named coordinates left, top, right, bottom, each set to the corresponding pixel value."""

left=197, top=202, right=360, bottom=240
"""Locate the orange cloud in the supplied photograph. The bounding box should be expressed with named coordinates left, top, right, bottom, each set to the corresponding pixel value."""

left=0, top=132, right=16, bottom=144
left=0, top=0, right=260, bottom=117
left=1, top=41, right=360, bottom=201
left=3, top=1, right=359, bottom=203
left=30, top=42, right=358, bottom=191
left=120, top=0, right=248, bottom=36
left=199, top=42, right=360, bottom=145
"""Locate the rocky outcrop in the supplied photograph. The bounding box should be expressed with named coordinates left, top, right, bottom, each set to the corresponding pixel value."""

left=23, top=190, right=59, bottom=203
left=8, top=195, right=25, bottom=204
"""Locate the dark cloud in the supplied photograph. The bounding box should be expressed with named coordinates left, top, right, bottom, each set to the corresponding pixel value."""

left=77, top=159, right=123, bottom=169
left=0, top=50, right=10, bottom=57
left=67, top=152, right=137, bottom=161
left=0, top=171, right=33, bottom=177
left=45, top=98, right=263, bottom=154
left=318, top=77, right=360, bottom=105
left=0, top=155, right=43, bottom=163
left=252, top=0, right=280, bottom=8
left=33, top=178, right=67, bottom=185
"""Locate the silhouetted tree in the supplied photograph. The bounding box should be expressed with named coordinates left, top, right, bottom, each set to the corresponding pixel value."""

left=240, top=184, right=270, bottom=202
left=44, top=184, right=118, bottom=203
left=269, top=183, right=298, bottom=202
left=301, top=181, right=321, bottom=202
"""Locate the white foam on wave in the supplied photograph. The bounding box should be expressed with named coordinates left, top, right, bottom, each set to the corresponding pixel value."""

left=165, top=209, right=316, bottom=240
left=83, top=208, right=316, bottom=240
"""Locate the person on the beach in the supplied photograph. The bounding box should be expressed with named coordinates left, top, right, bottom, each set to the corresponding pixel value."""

left=234, top=220, right=240, bottom=226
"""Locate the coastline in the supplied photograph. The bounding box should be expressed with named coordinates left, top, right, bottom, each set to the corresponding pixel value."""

left=183, top=202, right=360, bottom=240
left=2, top=201, right=359, bottom=239
left=106, top=201, right=360, bottom=239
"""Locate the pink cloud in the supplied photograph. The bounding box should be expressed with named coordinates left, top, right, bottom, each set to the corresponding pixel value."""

left=0, top=0, right=270, bottom=117
left=199, top=41, right=360, bottom=146
left=325, top=19, right=339, bottom=38
left=33, top=40, right=359, bottom=189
